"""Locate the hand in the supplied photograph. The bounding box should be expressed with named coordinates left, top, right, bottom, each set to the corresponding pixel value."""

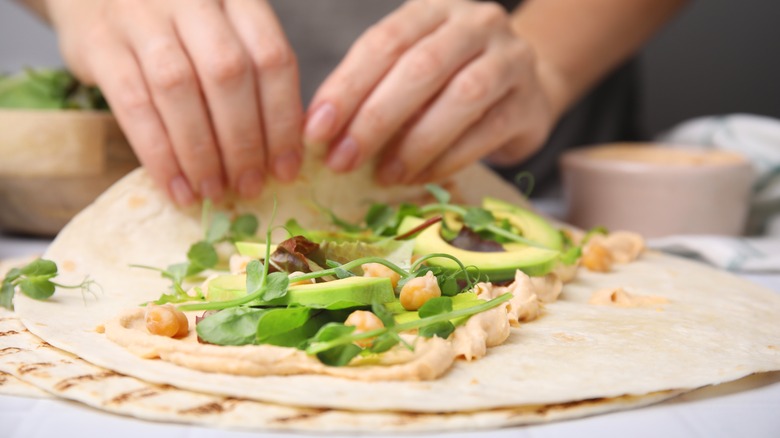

left=304, top=0, right=556, bottom=185
left=46, top=0, right=304, bottom=204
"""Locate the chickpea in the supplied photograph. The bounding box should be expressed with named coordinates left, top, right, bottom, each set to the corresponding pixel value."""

left=344, top=310, right=385, bottom=333
left=344, top=310, right=385, bottom=347
left=288, top=271, right=316, bottom=286
left=400, top=271, right=441, bottom=311
left=145, top=305, right=189, bottom=338
left=361, top=262, right=401, bottom=289
left=582, top=242, right=613, bottom=273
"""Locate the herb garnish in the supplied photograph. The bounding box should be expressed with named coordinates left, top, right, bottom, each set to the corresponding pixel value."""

left=305, top=293, right=512, bottom=366
left=420, top=185, right=549, bottom=249
left=0, top=259, right=97, bottom=311
left=134, top=200, right=260, bottom=304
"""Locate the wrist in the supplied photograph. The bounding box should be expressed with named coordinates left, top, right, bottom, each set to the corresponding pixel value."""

left=532, top=54, right=571, bottom=123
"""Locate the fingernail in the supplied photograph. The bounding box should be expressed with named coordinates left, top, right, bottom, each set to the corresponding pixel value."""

left=304, top=102, right=336, bottom=144
left=377, top=160, right=406, bottom=185
left=273, top=150, right=301, bottom=182
left=200, top=176, right=224, bottom=203
left=170, top=175, right=195, bottom=206
left=327, top=137, right=359, bottom=172
left=238, top=169, right=264, bottom=198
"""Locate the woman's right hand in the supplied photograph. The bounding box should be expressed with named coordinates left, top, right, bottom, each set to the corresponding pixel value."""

left=45, top=0, right=304, bottom=205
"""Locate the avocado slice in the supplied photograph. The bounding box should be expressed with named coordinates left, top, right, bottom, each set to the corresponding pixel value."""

left=235, top=241, right=277, bottom=258
left=482, top=197, right=563, bottom=251
left=399, top=198, right=563, bottom=281
left=207, top=274, right=395, bottom=310
left=385, top=292, right=484, bottom=326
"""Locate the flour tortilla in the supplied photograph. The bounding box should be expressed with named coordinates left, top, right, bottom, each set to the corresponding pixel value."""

left=0, top=308, right=685, bottom=433
left=10, top=161, right=780, bottom=426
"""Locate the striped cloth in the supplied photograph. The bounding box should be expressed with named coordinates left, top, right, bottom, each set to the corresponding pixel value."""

left=650, top=114, right=780, bottom=272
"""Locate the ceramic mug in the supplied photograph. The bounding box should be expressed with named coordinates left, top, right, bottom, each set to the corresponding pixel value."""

left=560, top=143, right=756, bottom=237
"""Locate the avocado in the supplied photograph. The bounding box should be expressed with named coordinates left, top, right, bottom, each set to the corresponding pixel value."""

left=385, top=292, right=483, bottom=326
left=207, top=274, right=395, bottom=310
left=235, top=241, right=277, bottom=258
left=399, top=199, right=562, bottom=281
left=482, top=197, right=563, bottom=251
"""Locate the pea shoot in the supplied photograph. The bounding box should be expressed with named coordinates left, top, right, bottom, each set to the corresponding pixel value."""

left=134, top=200, right=260, bottom=304
left=0, top=258, right=98, bottom=311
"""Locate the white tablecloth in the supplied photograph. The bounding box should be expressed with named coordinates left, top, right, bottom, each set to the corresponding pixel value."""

left=1, top=233, right=779, bottom=438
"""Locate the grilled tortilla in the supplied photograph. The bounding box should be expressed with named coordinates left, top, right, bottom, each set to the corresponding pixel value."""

left=7, top=160, right=780, bottom=431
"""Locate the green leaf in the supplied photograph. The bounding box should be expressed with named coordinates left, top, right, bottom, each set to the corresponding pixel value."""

left=0, top=282, right=14, bottom=310
left=425, top=184, right=451, bottom=205
left=196, top=307, right=267, bottom=346
left=364, top=203, right=395, bottom=235
left=437, top=275, right=460, bottom=297
left=371, top=301, right=396, bottom=328
left=418, top=296, right=453, bottom=318
left=369, top=333, right=399, bottom=354
left=164, top=262, right=190, bottom=284
left=206, top=212, right=231, bottom=243
left=260, top=272, right=289, bottom=301
left=284, top=219, right=309, bottom=238
left=311, top=322, right=356, bottom=343
left=4, top=268, right=22, bottom=283
left=256, top=307, right=312, bottom=345
left=18, top=278, right=56, bottom=300
left=419, top=321, right=455, bottom=339
left=20, top=259, right=58, bottom=277
left=245, top=259, right=264, bottom=295
left=187, top=241, right=218, bottom=270
left=463, top=207, right=495, bottom=232
left=316, top=343, right=363, bottom=367
left=417, top=295, right=457, bottom=339
left=230, top=214, right=259, bottom=239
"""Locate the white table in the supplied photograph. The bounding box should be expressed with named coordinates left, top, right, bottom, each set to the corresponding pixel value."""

left=1, top=233, right=779, bottom=438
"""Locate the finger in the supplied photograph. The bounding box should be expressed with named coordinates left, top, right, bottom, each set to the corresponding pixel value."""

left=225, top=0, right=304, bottom=183
left=328, top=12, right=503, bottom=173
left=378, top=35, right=529, bottom=184
left=174, top=0, right=266, bottom=198
left=117, top=5, right=225, bottom=201
left=414, top=88, right=525, bottom=184
left=304, top=0, right=448, bottom=149
left=87, top=31, right=195, bottom=205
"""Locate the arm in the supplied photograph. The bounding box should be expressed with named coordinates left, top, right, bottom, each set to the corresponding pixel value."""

left=511, top=0, right=688, bottom=122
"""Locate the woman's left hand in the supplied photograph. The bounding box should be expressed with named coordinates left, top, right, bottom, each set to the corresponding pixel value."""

left=303, top=0, right=557, bottom=184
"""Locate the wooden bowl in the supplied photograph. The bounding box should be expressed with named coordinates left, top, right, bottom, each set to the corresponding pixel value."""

left=0, top=109, right=139, bottom=236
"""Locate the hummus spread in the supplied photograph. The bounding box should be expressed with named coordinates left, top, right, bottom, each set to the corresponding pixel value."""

left=104, top=270, right=556, bottom=381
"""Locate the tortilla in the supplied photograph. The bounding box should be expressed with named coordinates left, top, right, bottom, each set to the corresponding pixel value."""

left=9, top=163, right=780, bottom=430
left=0, top=308, right=686, bottom=432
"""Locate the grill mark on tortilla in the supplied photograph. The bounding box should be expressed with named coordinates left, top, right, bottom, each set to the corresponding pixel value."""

left=271, top=408, right=331, bottom=424
left=0, top=347, right=22, bottom=356
left=109, top=387, right=163, bottom=405
left=0, top=330, right=19, bottom=337
left=18, top=362, right=55, bottom=375
left=529, top=397, right=608, bottom=416
left=0, top=370, right=8, bottom=385
left=178, top=398, right=240, bottom=416
left=54, top=370, right=121, bottom=391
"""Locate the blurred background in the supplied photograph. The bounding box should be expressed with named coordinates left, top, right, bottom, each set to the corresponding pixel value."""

left=2, top=0, right=779, bottom=138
